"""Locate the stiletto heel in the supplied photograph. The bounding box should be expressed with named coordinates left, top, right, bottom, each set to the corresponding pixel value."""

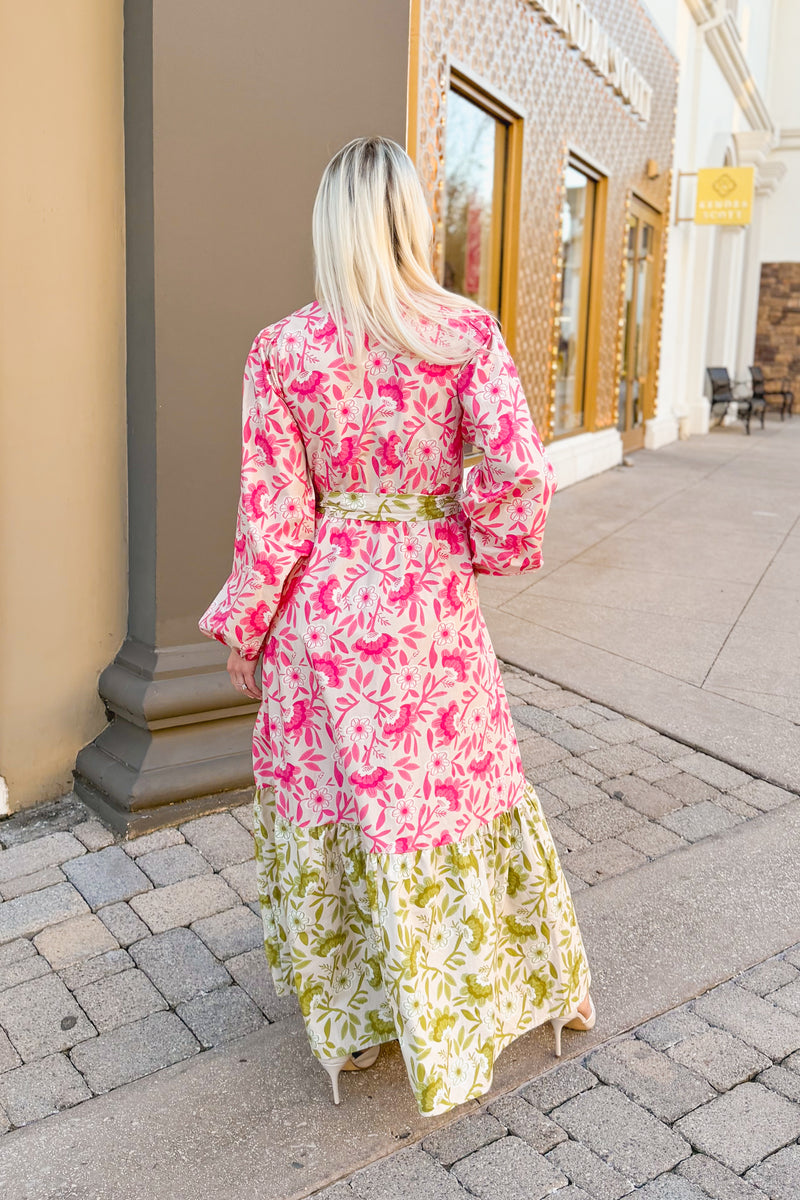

left=322, top=1055, right=350, bottom=1105
left=321, top=1044, right=382, bottom=1103
left=550, top=994, right=596, bottom=1057
left=550, top=1017, right=568, bottom=1057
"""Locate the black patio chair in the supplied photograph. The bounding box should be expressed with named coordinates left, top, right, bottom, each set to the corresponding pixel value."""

left=749, top=365, right=794, bottom=420
left=706, top=367, right=764, bottom=436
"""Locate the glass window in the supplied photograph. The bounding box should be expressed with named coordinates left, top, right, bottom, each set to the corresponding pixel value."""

left=554, top=163, right=598, bottom=437
left=618, top=203, right=658, bottom=441
left=443, top=87, right=508, bottom=317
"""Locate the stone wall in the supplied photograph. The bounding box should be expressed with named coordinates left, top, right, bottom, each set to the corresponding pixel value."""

left=754, top=262, right=800, bottom=389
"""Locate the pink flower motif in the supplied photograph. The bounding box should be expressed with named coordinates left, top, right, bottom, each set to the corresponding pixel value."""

left=242, top=602, right=271, bottom=638
left=434, top=702, right=459, bottom=743
left=388, top=572, right=420, bottom=606
left=330, top=436, right=360, bottom=472
left=442, top=576, right=463, bottom=613
left=419, top=362, right=451, bottom=383
left=315, top=578, right=340, bottom=616
left=487, top=412, right=516, bottom=452
left=353, top=632, right=397, bottom=663
left=289, top=370, right=326, bottom=399
left=312, top=651, right=344, bottom=688
left=441, top=649, right=468, bottom=682
left=273, top=762, right=298, bottom=785
left=349, top=766, right=392, bottom=796
left=434, top=779, right=460, bottom=811
left=383, top=703, right=414, bottom=736
left=377, top=432, right=404, bottom=472
left=317, top=315, right=337, bottom=348
left=329, top=527, right=357, bottom=557
left=245, top=481, right=270, bottom=521
left=376, top=379, right=406, bottom=412
left=469, top=752, right=493, bottom=776
left=284, top=698, right=313, bottom=733
left=253, top=555, right=280, bottom=584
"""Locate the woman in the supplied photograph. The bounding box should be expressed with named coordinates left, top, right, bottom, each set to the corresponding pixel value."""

left=199, top=136, right=594, bottom=1117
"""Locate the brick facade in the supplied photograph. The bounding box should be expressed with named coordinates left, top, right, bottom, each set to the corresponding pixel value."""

left=754, top=262, right=800, bottom=388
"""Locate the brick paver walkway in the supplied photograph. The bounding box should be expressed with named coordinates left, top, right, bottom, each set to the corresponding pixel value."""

left=0, top=660, right=796, bottom=1161
left=315, top=944, right=800, bottom=1199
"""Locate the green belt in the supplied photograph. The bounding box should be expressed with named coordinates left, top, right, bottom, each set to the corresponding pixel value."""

left=314, top=489, right=460, bottom=522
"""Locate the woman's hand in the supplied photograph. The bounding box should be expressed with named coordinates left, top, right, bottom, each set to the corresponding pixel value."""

left=227, top=649, right=262, bottom=701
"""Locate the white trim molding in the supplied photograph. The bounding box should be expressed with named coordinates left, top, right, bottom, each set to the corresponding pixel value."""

left=777, top=128, right=800, bottom=153
left=685, top=0, right=774, bottom=133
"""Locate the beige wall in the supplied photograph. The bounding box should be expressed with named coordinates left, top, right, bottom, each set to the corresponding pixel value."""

left=0, top=2, right=128, bottom=812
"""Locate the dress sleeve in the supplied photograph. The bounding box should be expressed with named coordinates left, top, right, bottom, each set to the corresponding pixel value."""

left=456, top=314, right=557, bottom=576
left=198, top=332, right=316, bottom=661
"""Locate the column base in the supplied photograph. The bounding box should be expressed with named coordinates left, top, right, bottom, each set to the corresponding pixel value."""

left=74, top=638, right=258, bottom=837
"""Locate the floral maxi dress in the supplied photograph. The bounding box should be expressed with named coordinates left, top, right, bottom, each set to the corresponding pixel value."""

left=199, top=300, right=592, bottom=1116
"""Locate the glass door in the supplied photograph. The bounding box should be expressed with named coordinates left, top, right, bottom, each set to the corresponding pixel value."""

left=618, top=197, right=661, bottom=452
left=553, top=163, right=600, bottom=437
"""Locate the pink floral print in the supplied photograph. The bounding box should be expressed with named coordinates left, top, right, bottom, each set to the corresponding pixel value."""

left=199, top=300, right=557, bottom=854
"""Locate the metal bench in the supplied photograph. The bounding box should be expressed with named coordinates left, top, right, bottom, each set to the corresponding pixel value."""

left=749, top=365, right=794, bottom=421
left=706, top=367, right=765, bottom=436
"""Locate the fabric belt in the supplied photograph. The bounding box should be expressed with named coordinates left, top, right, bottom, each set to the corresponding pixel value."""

left=314, top=489, right=460, bottom=522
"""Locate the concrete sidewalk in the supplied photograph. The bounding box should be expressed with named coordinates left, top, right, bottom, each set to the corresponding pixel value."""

left=0, top=421, right=798, bottom=1199
left=0, top=664, right=797, bottom=1199
left=479, top=416, right=800, bottom=791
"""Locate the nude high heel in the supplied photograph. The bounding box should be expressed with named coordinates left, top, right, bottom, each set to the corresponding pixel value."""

left=550, top=993, right=596, bottom=1057
left=322, top=1045, right=381, bottom=1104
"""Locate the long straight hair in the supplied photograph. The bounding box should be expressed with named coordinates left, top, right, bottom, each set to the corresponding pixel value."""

left=312, top=136, right=486, bottom=366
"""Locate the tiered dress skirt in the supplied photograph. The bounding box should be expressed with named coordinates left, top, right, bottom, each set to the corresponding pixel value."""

left=253, top=772, right=592, bottom=1116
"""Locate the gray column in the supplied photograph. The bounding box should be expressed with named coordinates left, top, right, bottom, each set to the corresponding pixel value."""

left=75, top=0, right=410, bottom=834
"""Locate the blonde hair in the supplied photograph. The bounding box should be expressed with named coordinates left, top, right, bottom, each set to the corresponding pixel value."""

left=312, top=136, right=485, bottom=366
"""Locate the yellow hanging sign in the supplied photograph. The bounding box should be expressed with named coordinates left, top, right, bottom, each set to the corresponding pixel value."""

left=694, top=167, right=754, bottom=225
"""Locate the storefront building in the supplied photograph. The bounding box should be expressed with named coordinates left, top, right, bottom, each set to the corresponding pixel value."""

left=1, top=0, right=796, bottom=826
left=408, top=0, right=678, bottom=485
left=647, top=0, right=796, bottom=438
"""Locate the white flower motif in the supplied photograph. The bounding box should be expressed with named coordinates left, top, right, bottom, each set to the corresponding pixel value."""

left=287, top=908, right=308, bottom=934
left=449, top=1056, right=472, bottom=1086
left=434, top=621, right=457, bottom=646
left=391, top=797, right=416, bottom=824
left=479, top=378, right=509, bottom=404
left=303, top=625, right=329, bottom=650
left=355, top=585, right=379, bottom=610
left=280, top=664, right=307, bottom=690
left=429, top=924, right=454, bottom=951
left=309, top=786, right=332, bottom=811
left=427, top=750, right=451, bottom=777
left=332, top=968, right=353, bottom=993
left=416, top=439, right=439, bottom=464
left=366, top=351, right=388, bottom=375
left=465, top=875, right=483, bottom=902
left=392, top=665, right=421, bottom=691
left=509, top=497, right=534, bottom=523
left=307, top=1028, right=327, bottom=1052
left=403, top=534, right=422, bottom=557
left=500, top=991, right=521, bottom=1020
left=467, top=707, right=486, bottom=732
left=347, top=715, right=373, bottom=742
left=525, top=939, right=550, bottom=966
left=337, top=397, right=361, bottom=422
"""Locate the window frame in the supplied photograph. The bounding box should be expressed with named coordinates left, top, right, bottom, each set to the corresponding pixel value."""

left=443, top=68, right=524, bottom=356
left=551, top=151, right=607, bottom=440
